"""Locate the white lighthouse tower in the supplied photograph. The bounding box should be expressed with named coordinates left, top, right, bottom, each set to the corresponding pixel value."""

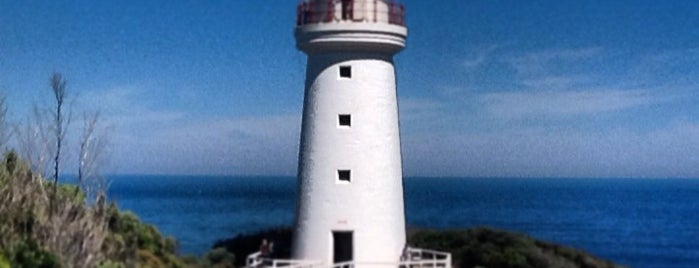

left=292, top=0, right=408, bottom=266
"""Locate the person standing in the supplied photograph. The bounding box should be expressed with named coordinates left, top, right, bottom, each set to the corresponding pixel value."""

left=260, top=239, right=270, bottom=258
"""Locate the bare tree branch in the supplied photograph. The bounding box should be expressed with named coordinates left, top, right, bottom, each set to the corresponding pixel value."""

left=0, top=94, right=11, bottom=150
left=77, top=111, right=110, bottom=201
left=49, top=72, right=70, bottom=219
left=2, top=73, right=112, bottom=267
left=16, top=105, right=52, bottom=177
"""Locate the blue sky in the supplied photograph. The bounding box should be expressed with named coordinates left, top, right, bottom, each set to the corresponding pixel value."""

left=1, top=0, right=698, bottom=177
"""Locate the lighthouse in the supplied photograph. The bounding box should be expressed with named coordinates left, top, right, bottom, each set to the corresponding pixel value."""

left=292, top=0, right=408, bottom=266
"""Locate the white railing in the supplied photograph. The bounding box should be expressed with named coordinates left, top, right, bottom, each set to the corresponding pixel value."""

left=246, top=252, right=263, bottom=267
left=401, top=247, right=452, bottom=268
left=246, top=251, right=322, bottom=268
left=246, top=247, right=451, bottom=268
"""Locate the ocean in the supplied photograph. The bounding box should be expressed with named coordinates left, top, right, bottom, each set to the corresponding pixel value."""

left=105, top=175, right=699, bottom=267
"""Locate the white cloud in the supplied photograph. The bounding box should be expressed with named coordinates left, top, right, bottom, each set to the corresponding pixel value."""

left=398, top=97, right=443, bottom=121
left=462, top=44, right=499, bottom=70
left=520, top=75, right=587, bottom=90
left=75, top=86, right=302, bottom=175
left=141, top=114, right=298, bottom=172
left=108, top=114, right=302, bottom=175
left=625, top=48, right=699, bottom=88
left=508, top=47, right=603, bottom=77
left=397, top=46, right=699, bottom=178
left=402, top=120, right=699, bottom=178
left=77, top=86, right=185, bottom=129
left=478, top=88, right=664, bottom=119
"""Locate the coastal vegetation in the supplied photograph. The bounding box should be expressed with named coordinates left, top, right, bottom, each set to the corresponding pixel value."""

left=0, top=152, right=235, bottom=267
left=0, top=76, right=235, bottom=267
left=408, top=228, right=622, bottom=268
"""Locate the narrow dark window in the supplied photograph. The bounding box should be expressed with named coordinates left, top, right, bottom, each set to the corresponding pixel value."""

left=338, top=170, right=351, bottom=182
left=341, top=0, right=353, bottom=20
left=338, top=114, right=351, bottom=127
left=339, top=66, right=352, bottom=78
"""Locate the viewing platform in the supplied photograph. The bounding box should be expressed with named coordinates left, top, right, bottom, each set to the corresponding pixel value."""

left=294, top=0, right=408, bottom=53
left=296, top=0, right=405, bottom=26
left=246, top=247, right=452, bottom=268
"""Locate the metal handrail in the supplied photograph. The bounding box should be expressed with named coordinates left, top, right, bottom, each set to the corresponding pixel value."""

left=246, top=251, right=323, bottom=268
left=402, top=247, right=452, bottom=268
left=246, top=247, right=451, bottom=268
left=297, top=0, right=405, bottom=26
left=246, top=252, right=263, bottom=267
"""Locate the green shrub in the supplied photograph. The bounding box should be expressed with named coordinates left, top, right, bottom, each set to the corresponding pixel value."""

left=102, top=207, right=189, bottom=267
left=0, top=128, right=196, bottom=267
left=10, top=240, right=61, bottom=268
left=213, top=227, right=292, bottom=267
left=204, top=247, right=235, bottom=267
left=0, top=250, right=10, bottom=268
left=96, top=260, right=125, bottom=268
left=3, top=151, right=18, bottom=175
left=408, top=227, right=622, bottom=268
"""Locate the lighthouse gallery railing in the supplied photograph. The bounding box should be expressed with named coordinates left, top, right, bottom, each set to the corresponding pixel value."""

left=246, top=247, right=451, bottom=268
left=297, top=0, right=405, bottom=26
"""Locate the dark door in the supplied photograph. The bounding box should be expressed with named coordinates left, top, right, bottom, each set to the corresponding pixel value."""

left=333, top=231, right=353, bottom=263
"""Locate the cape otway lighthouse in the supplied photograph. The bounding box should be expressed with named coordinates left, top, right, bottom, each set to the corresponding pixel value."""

left=293, top=0, right=408, bottom=265
left=247, top=1, right=451, bottom=267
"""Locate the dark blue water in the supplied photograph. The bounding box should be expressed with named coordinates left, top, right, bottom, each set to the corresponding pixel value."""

left=105, top=176, right=699, bottom=267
